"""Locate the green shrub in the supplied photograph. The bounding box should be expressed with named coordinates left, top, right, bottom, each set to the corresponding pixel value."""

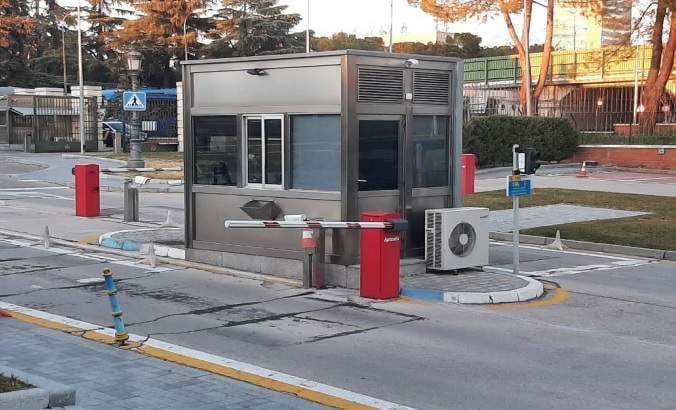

left=463, top=116, right=579, bottom=168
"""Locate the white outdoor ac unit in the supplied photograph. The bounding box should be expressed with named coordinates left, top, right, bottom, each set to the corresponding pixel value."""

left=425, top=207, right=490, bottom=271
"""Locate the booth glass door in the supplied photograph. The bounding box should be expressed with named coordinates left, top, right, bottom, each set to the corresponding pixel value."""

left=357, top=116, right=404, bottom=222
left=358, top=117, right=401, bottom=192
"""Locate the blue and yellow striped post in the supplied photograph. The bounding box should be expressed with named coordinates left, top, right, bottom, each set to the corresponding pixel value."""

left=102, top=268, right=129, bottom=344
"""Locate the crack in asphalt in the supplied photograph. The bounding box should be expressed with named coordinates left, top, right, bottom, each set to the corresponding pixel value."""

left=124, top=291, right=317, bottom=327
left=141, top=303, right=350, bottom=339
left=300, top=317, right=423, bottom=345
left=0, top=270, right=163, bottom=298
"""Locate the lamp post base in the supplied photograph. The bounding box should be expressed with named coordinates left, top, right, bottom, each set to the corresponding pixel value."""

left=126, top=140, right=145, bottom=169
left=125, top=159, right=146, bottom=169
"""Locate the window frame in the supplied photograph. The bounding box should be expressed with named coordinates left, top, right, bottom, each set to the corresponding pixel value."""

left=243, top=114, right=285, bottom=190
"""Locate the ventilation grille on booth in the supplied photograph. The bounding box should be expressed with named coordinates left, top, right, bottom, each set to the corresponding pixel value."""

left=425, top=212, right=442, bottom=269
left=414, top=71, right=450, bottom=104
left=358, top=67, right=404, bottom=103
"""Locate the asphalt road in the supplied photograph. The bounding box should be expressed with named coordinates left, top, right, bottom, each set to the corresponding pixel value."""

left=2, top=153, right=676, bottom=409
left=0, top=234, right=675, bottom=410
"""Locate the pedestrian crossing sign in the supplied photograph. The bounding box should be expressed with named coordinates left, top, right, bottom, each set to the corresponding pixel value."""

left=123, top=91, right=147, bottom=112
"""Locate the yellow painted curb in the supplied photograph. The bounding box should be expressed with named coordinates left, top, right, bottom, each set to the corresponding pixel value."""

left=7, top=312, right=377, bottom=410
left=138, top=345, right=373, bottom=409
left=487, top=287, right=569, bottom=310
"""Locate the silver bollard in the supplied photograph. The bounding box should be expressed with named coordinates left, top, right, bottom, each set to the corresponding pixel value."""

left=123, top=179, right=139, bottom=222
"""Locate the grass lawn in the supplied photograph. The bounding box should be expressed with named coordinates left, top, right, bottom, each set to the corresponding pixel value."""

left=464, top=188, right=676, bottom=251
left=94, top=152, right=184, bottom=180
left=0, top=374, right=33, bottom=393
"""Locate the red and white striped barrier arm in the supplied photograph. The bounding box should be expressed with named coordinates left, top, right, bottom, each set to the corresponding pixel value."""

left=224, top=220, right=394, bottom=230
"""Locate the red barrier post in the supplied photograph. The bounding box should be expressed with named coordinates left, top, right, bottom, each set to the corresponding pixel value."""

left=462, top=154, right=476, bottom=195
left=360, top=211, right=401, bottom=299
left=73, top=164, right=100, bottom=217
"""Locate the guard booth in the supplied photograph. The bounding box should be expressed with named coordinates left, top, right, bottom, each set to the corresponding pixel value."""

left=182, top=50, right=463, bottom=283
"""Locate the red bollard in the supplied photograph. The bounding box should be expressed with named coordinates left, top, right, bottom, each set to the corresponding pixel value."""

left=462, top=154, right=477, bottom=195
left=360, top=211, right=401, bottom=299
left=72, top=164, right=100, bottom=217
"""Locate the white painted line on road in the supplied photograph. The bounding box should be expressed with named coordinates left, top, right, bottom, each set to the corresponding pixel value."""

left=518, top=260, right=651, bottom=278
left=490, top=240, right=638, bottom=261
left=0, top=187, right=70, bottom=191
left=76, top=278, right=105, bottom=284
left=0, top=301, right=414, bottom=410
left=4, top=192, right=74, bottom=201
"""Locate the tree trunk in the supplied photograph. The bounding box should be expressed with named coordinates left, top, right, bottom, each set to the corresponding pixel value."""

left=521, top=0, right=533, bottom=115
left=500, top=3, right=530, bottom=115
left=533, top=0, right=554, bottom=114
left=639, top=5, right=668, bottom=134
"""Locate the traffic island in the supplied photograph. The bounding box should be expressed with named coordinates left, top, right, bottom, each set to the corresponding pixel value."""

left=401, top=271, right=544, bottom=304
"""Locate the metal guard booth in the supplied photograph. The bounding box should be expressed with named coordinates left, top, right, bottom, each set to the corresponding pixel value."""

left=182, top=50, right=463, bottom=284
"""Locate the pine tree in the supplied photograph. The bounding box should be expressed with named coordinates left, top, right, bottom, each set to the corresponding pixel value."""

left=212, top=0, right=302, bottom=57
left=115, top=0, right=212, bottom=87
left=0, top=0, right=37, bottom=86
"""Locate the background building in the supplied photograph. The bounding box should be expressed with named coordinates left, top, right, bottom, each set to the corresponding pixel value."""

left=554, top=0, right=632, bottom=50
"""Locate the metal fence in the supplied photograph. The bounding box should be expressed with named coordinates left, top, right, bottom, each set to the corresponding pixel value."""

left=32, top=95, right=98, bottom=152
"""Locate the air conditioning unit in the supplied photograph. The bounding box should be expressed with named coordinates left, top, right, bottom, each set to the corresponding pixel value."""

left=425, top=207, right=490, bottom=271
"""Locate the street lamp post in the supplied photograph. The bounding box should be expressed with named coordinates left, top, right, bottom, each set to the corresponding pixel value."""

left=125, top=51, right=144, bottom=168
left=595, top=98, right=603, bottom=131
left=77, top=0, right=85, bottom=153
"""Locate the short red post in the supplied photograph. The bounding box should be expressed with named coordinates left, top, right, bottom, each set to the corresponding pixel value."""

left=462, top=154, right=477, bottom=195
left=73, top=164, right=100, bottom=217
left=359, top=211, right=401, bottom=299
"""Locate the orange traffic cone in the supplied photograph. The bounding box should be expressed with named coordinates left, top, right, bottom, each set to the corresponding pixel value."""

left=576, top=161, right=589, bottom=178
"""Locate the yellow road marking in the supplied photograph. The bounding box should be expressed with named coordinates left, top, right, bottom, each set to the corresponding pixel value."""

left=78, top=235, right=100, bottom=245
left=6, top=312, right=377, bottom=410
left=486, top=287, right=570, bottom=310
left=139, top=345, right=373, bottom=409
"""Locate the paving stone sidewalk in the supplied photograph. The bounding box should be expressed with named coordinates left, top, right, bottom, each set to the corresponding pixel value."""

left=0, top=318, right=325, bottom=410
left=488, top=204, right=647, bottom=232
left=403, top=271, right=529, bottom=293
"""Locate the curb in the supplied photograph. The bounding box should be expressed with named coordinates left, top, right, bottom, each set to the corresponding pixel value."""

left=62, top=153, right=126, bottom=166
left=0, top=302, right=411, bottom=410
left=489, top=232, right=675, bottom=261
left=0, top=365, right=76, bottom=408
left=59, top=182, right=185, bottom=193
left=400, top=275, right=544, bottom=304
left=102, top=167, right=183, bottom=173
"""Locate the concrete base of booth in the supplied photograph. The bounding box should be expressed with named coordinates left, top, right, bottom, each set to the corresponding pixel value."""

left=186, top=248, right=427, bottom=288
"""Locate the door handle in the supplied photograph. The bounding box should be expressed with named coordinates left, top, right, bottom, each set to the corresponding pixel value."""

left=357, top=179, right=367, bottom=183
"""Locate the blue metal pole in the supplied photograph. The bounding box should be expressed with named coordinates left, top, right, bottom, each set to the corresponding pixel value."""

left=102, top=268, right=129, bottom=344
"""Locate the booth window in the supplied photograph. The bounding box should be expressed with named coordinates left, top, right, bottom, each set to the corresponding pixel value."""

left=0, top=111, right=6, bottom=126
left=245, top=116, right=283, bottom=188
left=193, top=116, right=238, bottom=186
left=291, top=115, right=341, bottom=191
left=412, top=116, right=449, bottom=188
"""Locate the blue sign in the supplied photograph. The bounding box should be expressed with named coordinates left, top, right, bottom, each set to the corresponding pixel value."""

left=123, top=91, right=147, bottom=112
left=506, top=175, right=533, bottom=197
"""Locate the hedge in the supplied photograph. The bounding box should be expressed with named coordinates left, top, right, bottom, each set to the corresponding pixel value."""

left=463, top=116, right=579, bottom=168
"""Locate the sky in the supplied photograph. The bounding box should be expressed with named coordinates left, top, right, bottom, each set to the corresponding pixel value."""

left=282, top=0, right=546, bottom=47
left=56, top=0, right=547, bottom=47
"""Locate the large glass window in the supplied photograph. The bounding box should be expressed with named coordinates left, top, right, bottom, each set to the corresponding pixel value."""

left=358, top=120, right=400, bottom=191
left=412, top=116, right=449, bottom=188
left=193, top=116, right=238, bottom=186
left=291, top=115, right=341, bottom=191
left=245, top=116, right=283, bottom=188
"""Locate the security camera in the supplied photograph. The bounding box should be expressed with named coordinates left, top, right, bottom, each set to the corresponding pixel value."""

left=404, top=58, right=420, bottom=67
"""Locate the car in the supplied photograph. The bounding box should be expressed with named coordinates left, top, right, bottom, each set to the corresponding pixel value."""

left=102, top=121, right=147, bottom=147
